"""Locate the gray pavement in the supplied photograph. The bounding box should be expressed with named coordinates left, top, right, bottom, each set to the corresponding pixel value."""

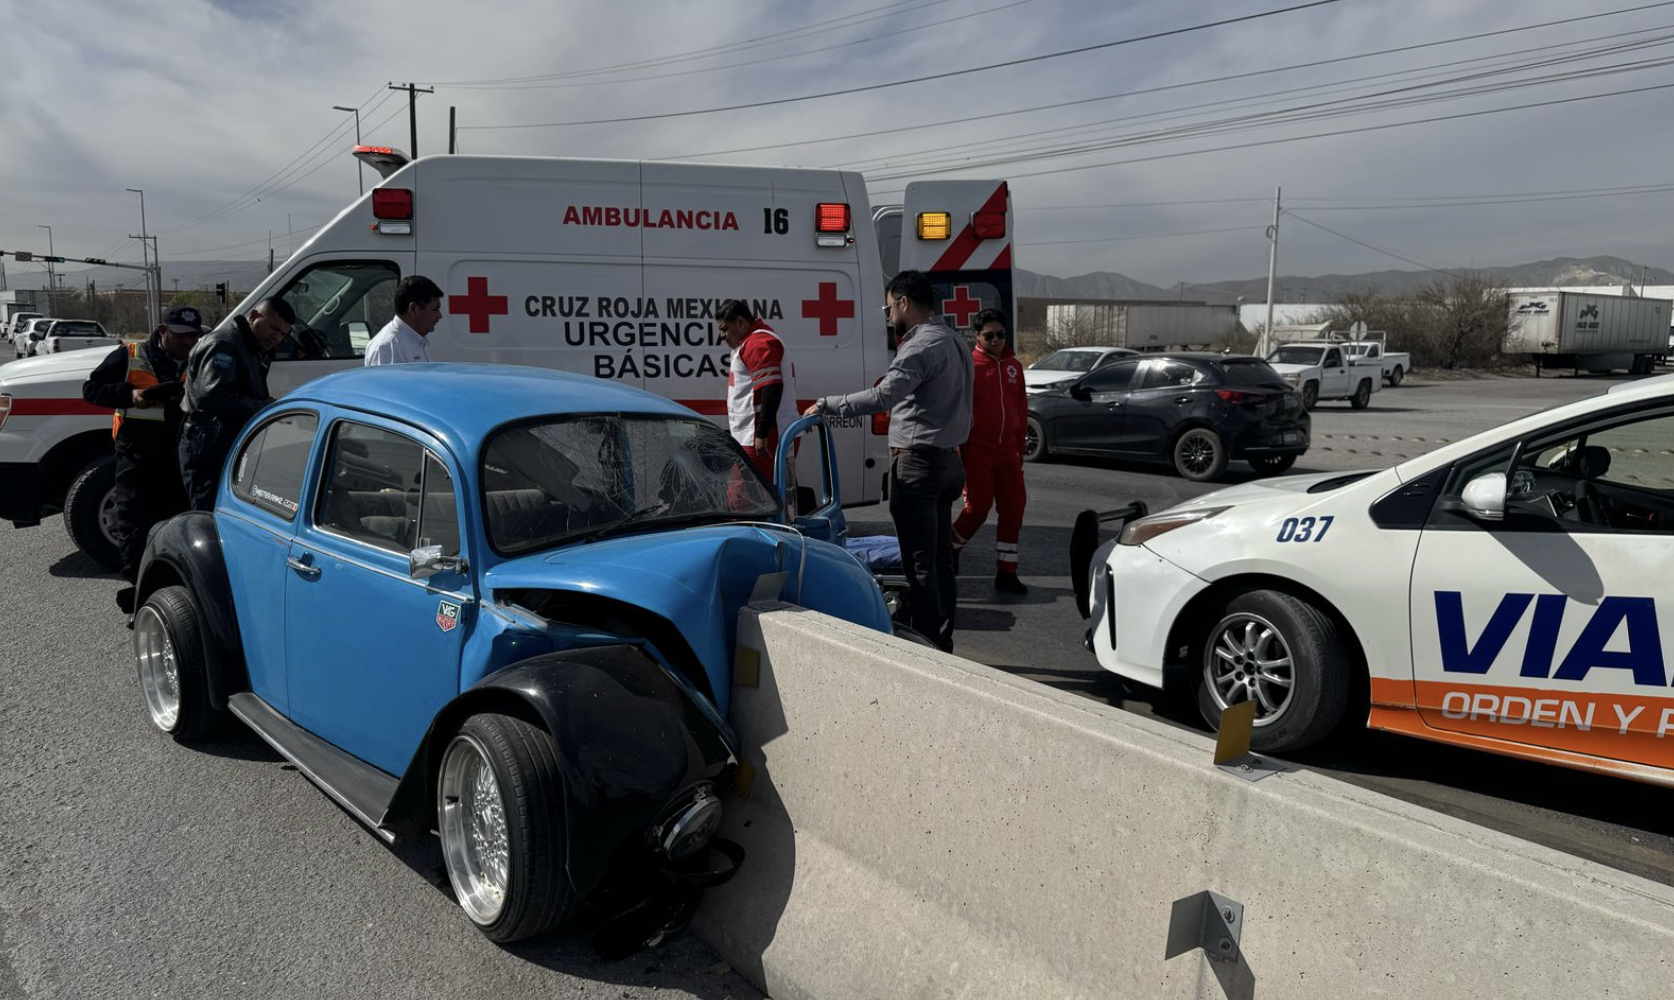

left=850, top=370, right=1674, bottom=887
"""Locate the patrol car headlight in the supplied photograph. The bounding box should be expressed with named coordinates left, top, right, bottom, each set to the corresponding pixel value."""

left=1118, top=507, right=1230, bottom=547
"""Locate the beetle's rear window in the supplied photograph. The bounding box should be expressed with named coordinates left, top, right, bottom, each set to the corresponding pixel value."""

left=481, top=414, right=780, bottom=555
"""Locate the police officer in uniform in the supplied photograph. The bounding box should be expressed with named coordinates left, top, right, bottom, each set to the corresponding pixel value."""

left=81, top=304, right=203, bottom=581
left=178, top=297, right=296, bottom=511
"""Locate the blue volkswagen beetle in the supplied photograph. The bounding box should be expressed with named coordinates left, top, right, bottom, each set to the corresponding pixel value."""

left=128, top=364, right=891, bottom=946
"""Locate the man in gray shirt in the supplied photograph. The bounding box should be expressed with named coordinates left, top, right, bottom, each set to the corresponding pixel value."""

left=806, top=270, right=974, bottom=651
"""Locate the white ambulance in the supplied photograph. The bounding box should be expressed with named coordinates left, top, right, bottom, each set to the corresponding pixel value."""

left=0, top=148, right=1015, bottom=567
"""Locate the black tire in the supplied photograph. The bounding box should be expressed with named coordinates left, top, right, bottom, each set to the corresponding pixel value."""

left=1195, top=590, right=1350, bottom=754
left=1349, top=379, right=1372, bottom=409
left=1171, top=426, right=1228, bottom=482
left=1248, top=454, right=1296, bottom=476
left=64, top=453, right=122, bottom=570
left=1022, top=415, right=1047, bottom=463
left=438, top=713, right=574, bottom=943
left=133, top=585, right=222, bottom=742
left=1300, top=381, right=1318, bottom=411
left=1387, top=365, right=1404, bottom=387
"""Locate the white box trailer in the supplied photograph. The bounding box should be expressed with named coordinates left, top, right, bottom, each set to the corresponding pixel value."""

left=1503, top=290, right=1670, bottom=375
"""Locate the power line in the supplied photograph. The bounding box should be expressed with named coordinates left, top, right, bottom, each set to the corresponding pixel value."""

left=461, top=0, right=1350, bottom=130
left=425, top=0, right=950, bottom=86
left=1285, top=212, right=1468, bottom=278
left=874, top=78, right=1674, bottom=182
left=436, top=0, right=1035, bottom=92
left=1019, top=225, right=1269, bottom=247
left=659, top=1, right=1674, bottom=161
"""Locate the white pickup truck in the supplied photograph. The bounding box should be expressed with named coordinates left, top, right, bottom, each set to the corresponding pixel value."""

left=36, top=320, right=120, bottom=357
left=1344, top=339, right=1410, bottom=386
left=1264, top=342, right=1382, bottom=410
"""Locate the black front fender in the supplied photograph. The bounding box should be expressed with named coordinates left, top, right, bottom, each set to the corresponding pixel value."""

left=132, top=511, right=248, bottom=710
left=382, top=644, right=738, bottom=898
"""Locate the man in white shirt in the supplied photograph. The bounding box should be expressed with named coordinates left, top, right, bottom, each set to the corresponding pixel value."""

left=364, top=275, right=445, bottom=365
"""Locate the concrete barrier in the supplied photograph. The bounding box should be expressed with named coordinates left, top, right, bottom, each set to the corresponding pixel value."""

left=694, top=605, right=1674, bottom=1000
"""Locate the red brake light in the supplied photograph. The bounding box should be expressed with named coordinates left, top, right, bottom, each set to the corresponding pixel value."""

left=0, top=393, right=9, bottom=431
left=372, top=188, right=414, bottom=220
left=816, top=203, right=851, bottom=233
left=971, top=209, right=1006, bottom=240
left=355, top=145, right=396, bottom=156
left=1216, top=389, right=1266, bottom=404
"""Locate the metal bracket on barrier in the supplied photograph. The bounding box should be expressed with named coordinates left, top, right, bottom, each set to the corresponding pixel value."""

left=1212, top=700, right=1286, bottom=782
left=1166, top=890, right=1244, bottom=965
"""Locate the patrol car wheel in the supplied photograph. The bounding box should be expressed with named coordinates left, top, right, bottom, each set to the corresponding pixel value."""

left=1022, top=416, right=1047, bottom=463
left=134, top=585, right=220, bottom=742
left=1350, top=379, right=1373, bottom=410
left=1387, top=365, right=1404, bottom=387
left=1197, top=591, right=1349, bottom=754
left=438, top=714, right=575, bottom=943
left=1171, top=428, right=1227, bottom=482
left=64, top=454, right=122, bottom=570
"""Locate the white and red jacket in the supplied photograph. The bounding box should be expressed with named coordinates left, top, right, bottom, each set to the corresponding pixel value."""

left=727, top=322, right=799, bottom=448
left=966, top=343, right=1027, bottom=454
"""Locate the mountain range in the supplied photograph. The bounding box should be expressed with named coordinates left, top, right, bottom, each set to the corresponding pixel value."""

left=8, top=255, right=1672, bottom=305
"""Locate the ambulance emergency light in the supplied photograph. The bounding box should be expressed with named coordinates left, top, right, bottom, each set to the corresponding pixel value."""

left=815, top=203, right=851, bottom=232
left=372, top=188, right=414, bottom=235
left=916, top=212, right=952, bottom=240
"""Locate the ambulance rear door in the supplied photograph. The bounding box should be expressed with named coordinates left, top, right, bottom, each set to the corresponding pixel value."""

left=640, top=162, right=886, bottom=506
left=895, top=179, right=1015, bottom=346
left=413, top=155, right=647, bottom=390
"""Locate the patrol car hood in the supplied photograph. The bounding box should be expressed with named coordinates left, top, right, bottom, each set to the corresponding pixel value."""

left=0, top=345, right=109, bottom=385
left=483, top=523, right=890, bottom=717
left=1175, top=468, right=1387, bottom=509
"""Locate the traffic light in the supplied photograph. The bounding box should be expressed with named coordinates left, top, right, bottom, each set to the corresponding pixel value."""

left=216, top=282, right=228, bottom=304
left=84, top=257, right=107, bottom=266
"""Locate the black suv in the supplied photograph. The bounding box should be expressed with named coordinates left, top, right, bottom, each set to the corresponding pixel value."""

left=1024, top=353, right=1308, bottom=481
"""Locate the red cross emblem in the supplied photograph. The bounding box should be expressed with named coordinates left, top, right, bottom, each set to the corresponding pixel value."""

left=941, top=285, right=983, bottom=328
left=801, top=281, right=855, bottom=337
left=448, top=276, right=509, bottom=334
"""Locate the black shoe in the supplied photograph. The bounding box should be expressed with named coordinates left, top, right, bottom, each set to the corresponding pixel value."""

left=994, top=572, right=1028, bottom=595
left=115, top=586, right=137, bottom=614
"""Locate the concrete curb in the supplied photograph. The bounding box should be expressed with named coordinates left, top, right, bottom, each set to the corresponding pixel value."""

left=695, top=606, right=1674, bottom=999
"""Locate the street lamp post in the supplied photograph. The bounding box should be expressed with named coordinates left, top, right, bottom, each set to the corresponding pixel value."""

left=334, top=105, right=364, bottom=196
left=37, top=225, right=54, bottom=315
left=126, top=188, right=158, bottom=322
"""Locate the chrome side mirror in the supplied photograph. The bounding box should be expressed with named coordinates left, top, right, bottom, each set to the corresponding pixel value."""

left=1461, top=473, right=1507, bottom=522
left=409, top=544, right=467, bottom=579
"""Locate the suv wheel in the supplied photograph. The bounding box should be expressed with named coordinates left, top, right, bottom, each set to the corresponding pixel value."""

left=65, top=454, right=123, bottom=570
left=1171, top=427, right=1227, bottom=482
left=1249, top=454, right=1296, bottom=476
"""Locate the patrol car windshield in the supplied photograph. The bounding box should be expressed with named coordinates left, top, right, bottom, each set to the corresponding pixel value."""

left=1267, top=345, right=1326, bottom=364
left=481, top=414, right=780, bottom=555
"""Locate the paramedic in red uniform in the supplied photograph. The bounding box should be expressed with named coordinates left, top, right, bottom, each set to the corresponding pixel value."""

left=720, top=299, right=799, bottom=481
left=952, top=309, right=1029, bottom=594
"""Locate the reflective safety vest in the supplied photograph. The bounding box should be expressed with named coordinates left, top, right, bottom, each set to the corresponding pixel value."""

left=112, top=341, right=166, bottom=438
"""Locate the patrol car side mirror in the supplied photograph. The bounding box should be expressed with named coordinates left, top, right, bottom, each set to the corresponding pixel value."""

left=409, top=544, right=467, bottom=579
left=1460, top=473, right=1507, bottom=522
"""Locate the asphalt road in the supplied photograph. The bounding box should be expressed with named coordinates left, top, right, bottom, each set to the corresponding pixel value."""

left=852, top=370, right=1674, bottom=887
left=0, top=547, right=761, bottom=996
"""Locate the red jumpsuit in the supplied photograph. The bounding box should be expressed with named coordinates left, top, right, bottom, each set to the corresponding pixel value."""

left=952, top=342, right=1028, bottom=574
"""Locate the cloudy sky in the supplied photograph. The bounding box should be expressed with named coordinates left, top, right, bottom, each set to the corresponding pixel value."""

left=4, top=0, right=1673, bottom=292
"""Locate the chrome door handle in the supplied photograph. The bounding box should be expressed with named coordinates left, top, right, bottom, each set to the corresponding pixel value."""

left=286, top=555, right=321, bottom=579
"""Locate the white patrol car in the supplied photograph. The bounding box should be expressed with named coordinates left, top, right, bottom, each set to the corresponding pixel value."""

left=1071, top=375, right=1674, bottom=786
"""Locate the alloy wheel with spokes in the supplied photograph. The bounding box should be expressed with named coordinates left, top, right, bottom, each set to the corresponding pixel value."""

left=1204, top=612, right=1295, bottom=727
left=135, top=605, right=182, bottom=731
left=439, top=733, right=511, bottom=927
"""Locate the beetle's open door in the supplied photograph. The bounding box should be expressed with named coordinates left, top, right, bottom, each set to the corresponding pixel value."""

left=776, top=414, right=846, bottom=543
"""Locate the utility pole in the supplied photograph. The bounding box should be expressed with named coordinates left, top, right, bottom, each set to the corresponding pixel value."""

left=1261, top=186, right=1282, bottom=358
left=449, top=106, right=457, bottom=154
left=388, top=82, right=434, bottom=157
left=37, top=225, right=55, bottom=315
left=127, top=188, right=159, bottom=323
left=334, top=104, right=364, bottom=195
